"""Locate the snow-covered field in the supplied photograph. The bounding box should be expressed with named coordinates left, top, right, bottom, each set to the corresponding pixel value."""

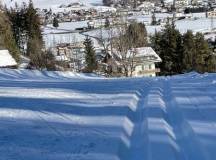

left=0, top=69, right=216, bottom=160
left=43, top=12, right=216, bottom=47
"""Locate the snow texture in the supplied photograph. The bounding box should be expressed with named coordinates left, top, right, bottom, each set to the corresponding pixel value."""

left=0, top=69, right=216, bottom=160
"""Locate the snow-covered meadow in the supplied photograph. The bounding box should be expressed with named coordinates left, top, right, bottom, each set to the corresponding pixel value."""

left=43, top=12, right=216, bottom=47
left=0, top=69, right=216, bottom=160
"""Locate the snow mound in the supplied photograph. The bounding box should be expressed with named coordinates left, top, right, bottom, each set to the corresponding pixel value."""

left=0, top=69, right=216, bottom=160
left=0, top=50, right=17, bottom=67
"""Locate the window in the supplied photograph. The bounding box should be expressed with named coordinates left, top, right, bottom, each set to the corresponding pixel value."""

left=149, top=64, right=152, bottom=70
left=142, top=65, right=145, bottom=70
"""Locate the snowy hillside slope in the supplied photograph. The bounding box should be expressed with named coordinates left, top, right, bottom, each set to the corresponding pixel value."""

left=0, top=69, right=101, bottom=80
left=0, top=69, right=216, bottom=160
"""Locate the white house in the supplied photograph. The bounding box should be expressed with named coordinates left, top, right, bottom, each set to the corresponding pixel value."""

left=107, top=47, right=162, bottom=77
left=0, top=50, right=17, bottom=68
left=130, top=47, right=162, bottom=77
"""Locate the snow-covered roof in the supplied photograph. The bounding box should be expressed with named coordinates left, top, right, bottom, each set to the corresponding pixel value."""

left=130, top=47, right=162, bottom=62
left=0, top=50, right=17, bottom=67
left=111, top=47, right=161, bottom=63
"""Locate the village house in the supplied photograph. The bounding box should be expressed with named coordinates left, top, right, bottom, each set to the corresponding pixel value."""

left=0, top=50, right=17, bottom=68
left=105, top=47, right=161, bottom=77
left=50, top=42, right=161, bottom=77
left=51, top=42, right=86, bottom=71
left=207, top=8, right=216, bottom=18
left=54, top=44, right=71, bottom=62
left=51, top=42, right=108, bottom=72
left=129, top=47, right=161, bottom=77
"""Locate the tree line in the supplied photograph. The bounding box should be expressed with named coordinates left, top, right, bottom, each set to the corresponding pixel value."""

left=84, top=18, right=215, bottom=76
left=0, top=3, right=20, bottom=62
left=0, top=1, right=215, bottom=75
left=0, top=0, right=55, bottom=70
left=151, top=19, right=216, bottom=75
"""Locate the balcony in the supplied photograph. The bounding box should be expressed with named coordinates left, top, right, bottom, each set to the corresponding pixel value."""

left=138, top=68, right=160, bottom=75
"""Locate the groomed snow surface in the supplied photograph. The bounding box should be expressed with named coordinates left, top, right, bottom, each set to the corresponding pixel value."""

left=0, top=69, right=216, bottom=160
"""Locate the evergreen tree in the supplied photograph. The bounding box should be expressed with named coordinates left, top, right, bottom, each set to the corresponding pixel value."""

left=126, top=22, right=147, bottom=48
left=28, top=37, right=45, bottom=69
left=25, top=0, right=42, bottom=41
left=151, top=19, right=183, bottom=75
left=84, top=36, right=97, bottom=72
left=151, top=31, right=162, bottom=55
left=182, top=30, right=195, bottom=72
left=7, top=0, right=42, bottom=56
left=159, top=19, right=178, bottom=75
left=6, top=3, right=28, bottom=54
left=173, top=28, right=183, bottom=73
left=0, top=9, right=20, bottom=62
left=194, top=33, right=212, bottom=73
left=25, top=0, right=44, bottom=69
left=53, top=16, right=59, bottom=29
left=151, top=20, right=215, bottom=75
left=6, top=0, right=50, bottom=70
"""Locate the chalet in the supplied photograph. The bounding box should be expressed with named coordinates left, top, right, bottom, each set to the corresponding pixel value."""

left=0, top=50, right=17, bottom=68
left=106, top=47, right=162, bottom=77
left=129, top=47, right=161, bottom=77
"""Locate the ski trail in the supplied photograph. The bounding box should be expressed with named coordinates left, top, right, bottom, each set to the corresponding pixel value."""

left=121, top=81, right=152, bottom=160
left=143, top=80, right=180, bottom=160
left=0, top=69, right=216, bottom=160
left=165, top=78, right=210, bottom=160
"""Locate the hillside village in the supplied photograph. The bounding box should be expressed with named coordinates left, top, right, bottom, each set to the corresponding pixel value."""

left=1, top=0, right=216, bottom=76
left=0, top=1, right=216, bottom=160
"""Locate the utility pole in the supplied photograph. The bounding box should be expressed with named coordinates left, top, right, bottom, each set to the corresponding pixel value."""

left=172, top=0, right=176, bottom=20
left=209, top=4, right=214, bottom=32
left=133, top=0, right=137, bottom=9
